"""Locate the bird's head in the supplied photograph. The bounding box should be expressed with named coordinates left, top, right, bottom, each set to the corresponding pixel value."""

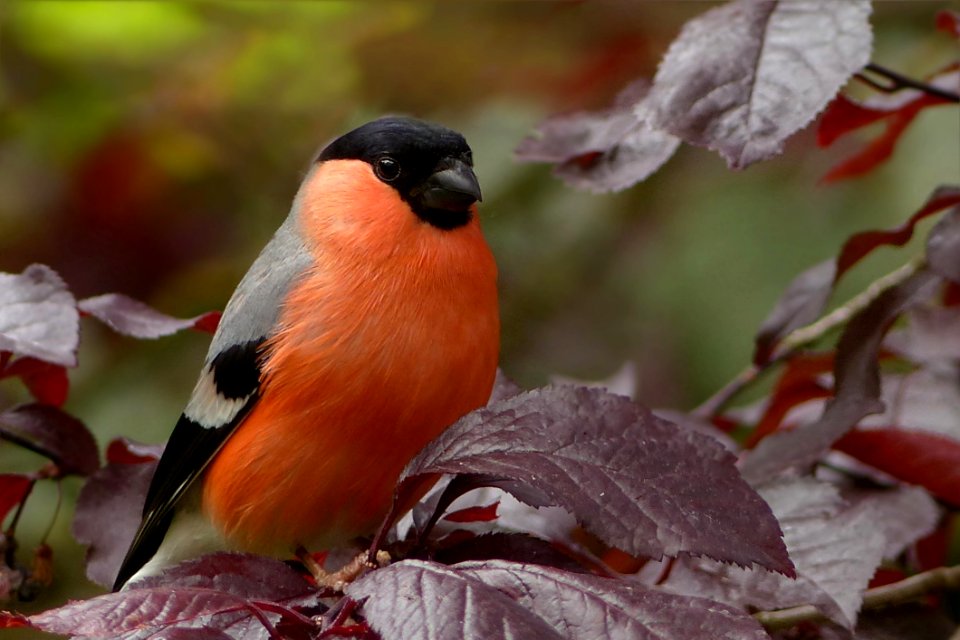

left=315, top=117, right=481, bottom=231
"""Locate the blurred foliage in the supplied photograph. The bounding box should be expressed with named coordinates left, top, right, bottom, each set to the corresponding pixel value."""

left=0, top=0, right=957, bottom=619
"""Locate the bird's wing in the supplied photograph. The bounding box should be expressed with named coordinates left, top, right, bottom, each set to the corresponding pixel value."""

left=113, top=214, right=313, bottom=589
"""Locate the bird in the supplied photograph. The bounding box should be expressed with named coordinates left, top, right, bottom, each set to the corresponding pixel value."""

left=113, top=116, right=500, bottom=590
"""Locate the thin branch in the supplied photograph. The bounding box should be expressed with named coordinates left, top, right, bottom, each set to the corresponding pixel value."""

left=693, top=258, right=922, bottom=418
left=692, top=364, right=760, bottom=418
left=773, top=258, right=922, bottom=358
left=755, top=564, right=960, bottom=630
left=855, top=62, right=960, bottom=103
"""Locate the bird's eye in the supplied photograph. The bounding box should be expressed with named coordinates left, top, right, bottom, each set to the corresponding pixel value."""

left=375, top=156, right=401, bottom=182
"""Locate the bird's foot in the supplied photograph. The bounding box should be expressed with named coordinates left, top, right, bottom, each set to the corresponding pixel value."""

left=296, top=546, right=390, bottom=592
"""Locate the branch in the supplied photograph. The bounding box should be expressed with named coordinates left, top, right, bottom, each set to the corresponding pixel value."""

left=855, top=62, right=960, bottom=103
left=755, top=564, right=960, bottom=631
left=693, top=258, right=923, bottom=418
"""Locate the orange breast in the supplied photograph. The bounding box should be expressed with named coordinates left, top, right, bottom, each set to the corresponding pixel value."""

left=202, top=161, right=499, bottom=555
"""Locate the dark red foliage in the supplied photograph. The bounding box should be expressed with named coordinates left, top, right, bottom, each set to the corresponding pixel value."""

left=741, top=268, right=941, bottom=484
left=818, top=68, right=959, bottom=183
left=744, top=353, right=844, bottom=448
left=442, top=501, right=499, bottom=523
left=0, top=404, right=99, bottom=477
left=936, top=9, right=960, bottom=38
left=26, top=556, right=320, bottom=640
left=836, top=186, right=960, bottom=278
left=0, top=474, right=33, bottom=523
left=0, top=358, right=69, bottom=407
left=396, top=386, right=793, bottom=575
left=835, top=428, right=960, bottom=507
left=753, top=186, right=960, bottom=365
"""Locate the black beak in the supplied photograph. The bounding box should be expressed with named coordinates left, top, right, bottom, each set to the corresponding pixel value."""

left=418, top=159, right=482, bottom=212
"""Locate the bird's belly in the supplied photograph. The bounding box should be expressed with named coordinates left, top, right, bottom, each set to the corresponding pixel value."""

left=201, top=304, right=498, bottom=556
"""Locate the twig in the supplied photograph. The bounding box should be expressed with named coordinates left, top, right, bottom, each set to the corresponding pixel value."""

left=692, top=364, right=760, bottom=419
left=855, top=62, right=960, bottom=103
left=693, top=258, right=922, bottom=418
left=755, top=564, right=960, bottom=630
left=774, top=258, right=922, bottom=358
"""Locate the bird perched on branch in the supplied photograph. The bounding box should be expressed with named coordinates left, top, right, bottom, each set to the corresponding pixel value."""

left=113, top=117, right=499, bottom=590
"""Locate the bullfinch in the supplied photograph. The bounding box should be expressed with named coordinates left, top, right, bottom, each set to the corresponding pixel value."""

left=113, top=117, right=500, bottom=590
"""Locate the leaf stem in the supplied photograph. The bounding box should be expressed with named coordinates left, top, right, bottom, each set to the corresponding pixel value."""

left=855, top=63, right=960, bottom=103
left=755, top=564, right=960, bottom=630
left=38, top=479, right=62, bottom=546
left=693, top=258, right=923, bottom=418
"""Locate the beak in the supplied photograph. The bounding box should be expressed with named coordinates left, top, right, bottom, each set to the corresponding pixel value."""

left=418, top=159, right=482, bottom=212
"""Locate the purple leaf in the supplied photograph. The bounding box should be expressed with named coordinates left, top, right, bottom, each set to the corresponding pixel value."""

left=73, top=458, right=156, bottom=587
left=517, top=81, right=679, bottom=193
left=78, top=293, right=221, bottom=339
left=27, top=587, right=300, bottom=640
left=753, top=259, right=837, bottom=365
left=348, top=560, right=565, bottom=640
left=0, top=264, right=79, bottom=367
left=926, top=206, right=960, bottom=283
left=516, top=81, right=645, bottom=163
left=646, top=0, right=873, bottom=168
left=664, top=480, right=938, bottom=629
left=134, top=553, right=313, bottom=599
left=29, top=554, right=318, bottom=639
left=740, top=269, right=942, bottom=484
left=398, top=386, right=793, bottom=575
left=458, top=560, right=769, bottom=640
left=553, top=123, right=680, bottom=194
left=0, top=403, right=99, bottom=476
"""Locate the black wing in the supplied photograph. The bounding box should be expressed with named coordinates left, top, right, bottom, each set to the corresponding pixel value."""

left=112, top=339, right=265, bottom=590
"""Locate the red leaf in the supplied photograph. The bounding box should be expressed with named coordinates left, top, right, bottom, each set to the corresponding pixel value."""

left=936, top=9, right=960, bottom=39
left=443, top=501, right=499, bottom=523
left=0, top=473, right=33, bottom=523
left=817, top=94, right=891, bottom=147
left=0, top=357, right=69, bottom=406
left=106, top=436, right=164, bottom=465
left=835, top=428, right=960, bottom=507
left=0, top=611, right=30, bottom=628
left=836, top=186, right=960, bottom=280
left=0, top=403, right=99, bottom=476
left=79, top=293, right=221, bottom=339
left=820, top=101, right=921, bottom=182
left=819, top=67, right=958, bottom=182
left=0, top=265, right=79, bottom=367
left=752, top=186, right=960, bottom=365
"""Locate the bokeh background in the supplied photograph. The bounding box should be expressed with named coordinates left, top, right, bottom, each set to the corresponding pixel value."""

left=1, top=0, right=957, bottom=617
